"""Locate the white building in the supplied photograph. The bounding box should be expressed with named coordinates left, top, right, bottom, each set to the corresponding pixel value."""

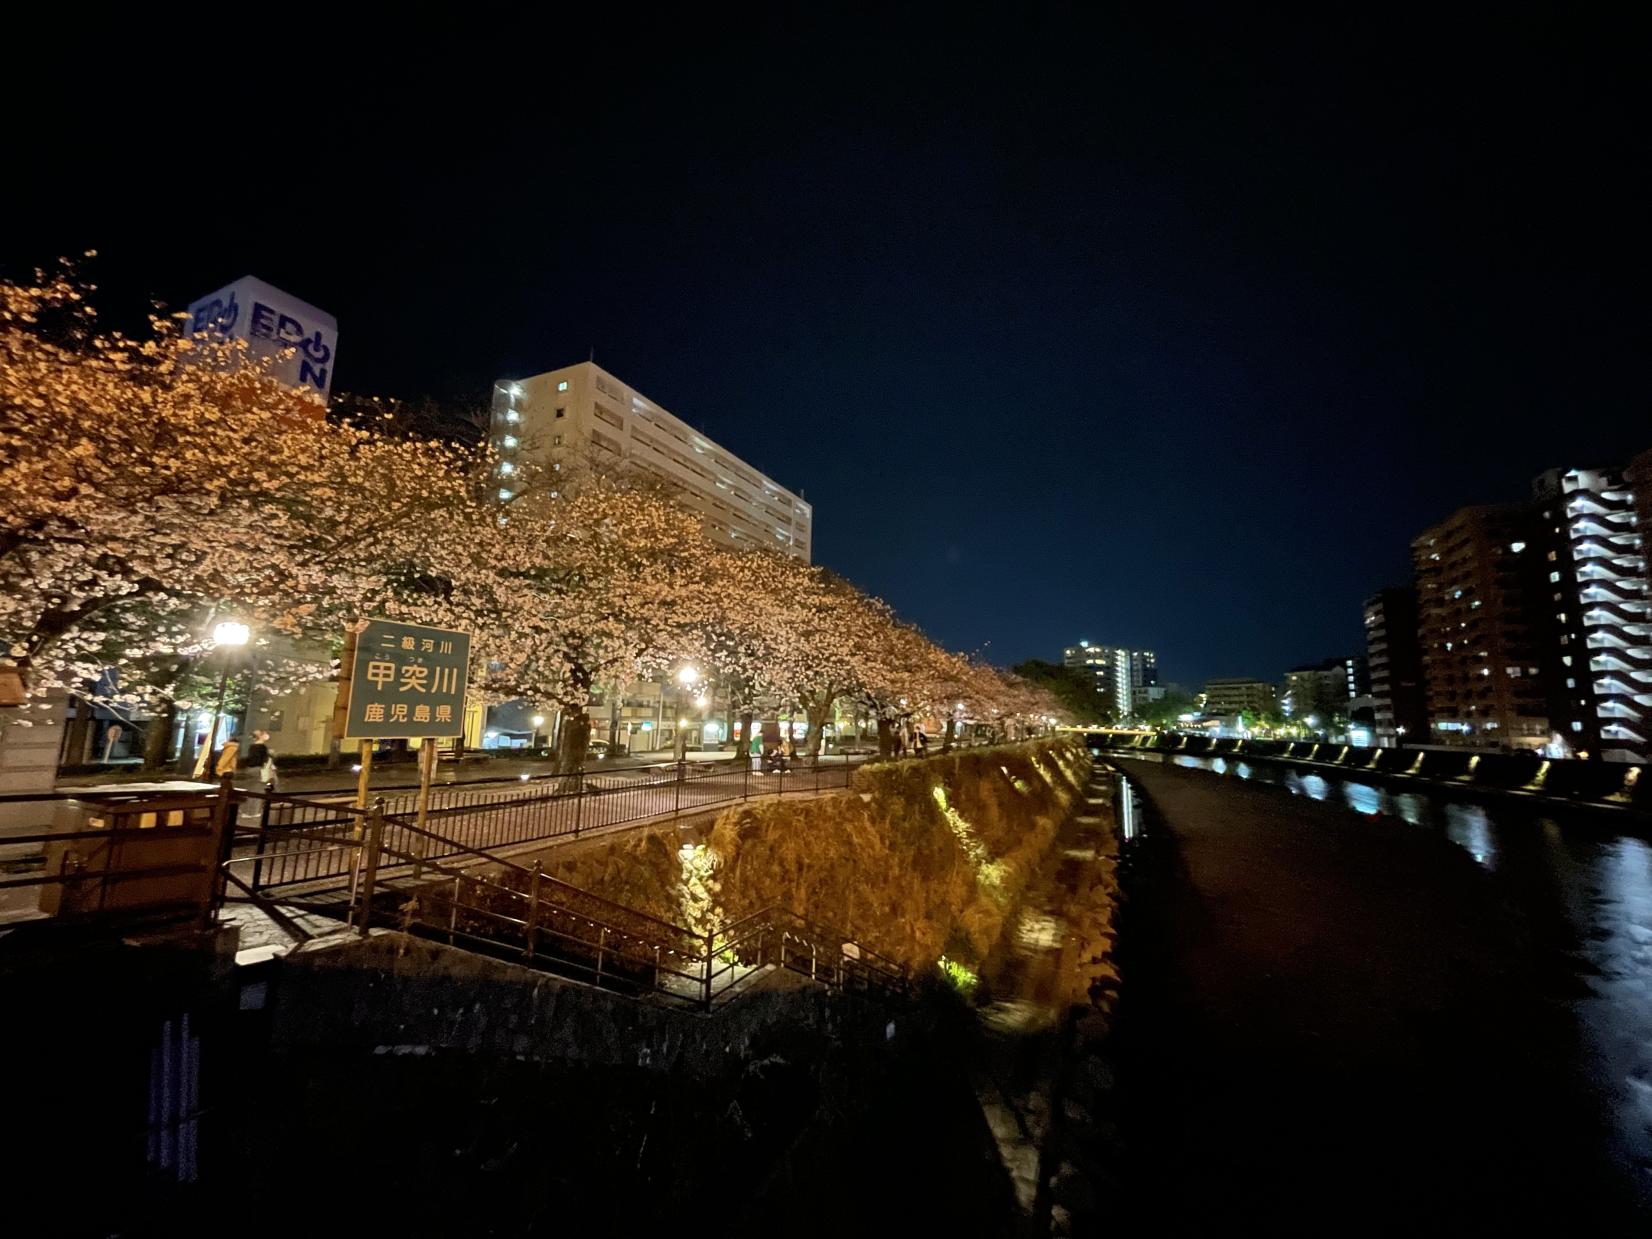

left=492, top=362, right=811, bottom=561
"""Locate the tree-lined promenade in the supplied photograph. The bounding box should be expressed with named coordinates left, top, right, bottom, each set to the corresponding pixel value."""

left=0, top=266, right=1064, bottom=772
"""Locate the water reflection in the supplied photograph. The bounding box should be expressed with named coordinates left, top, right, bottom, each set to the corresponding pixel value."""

left=1149, top=750, right=1652, bottom=1199
left=1342, top=782, right=1384, bottom=817
left=1442, top=804, right=1497, bottom=868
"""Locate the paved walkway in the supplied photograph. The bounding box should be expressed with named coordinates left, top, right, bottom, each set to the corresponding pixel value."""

left=1111, top=758, right=1642, bottom=1230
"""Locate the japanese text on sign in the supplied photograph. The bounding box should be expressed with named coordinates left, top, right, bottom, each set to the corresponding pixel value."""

left=340, top=619, right=470, bottom=739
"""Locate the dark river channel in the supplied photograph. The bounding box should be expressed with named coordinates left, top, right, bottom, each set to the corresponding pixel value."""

left=1148, top=751, right=1652, bottom=1214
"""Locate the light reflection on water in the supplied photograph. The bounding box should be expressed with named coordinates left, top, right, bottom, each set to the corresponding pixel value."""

left=1156, top=750, right=1652, bottom=1198
left=1442, top=804, right=1497, bottom=867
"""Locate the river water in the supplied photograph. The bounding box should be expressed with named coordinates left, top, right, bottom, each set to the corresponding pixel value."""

left=1149, top=751, right=1652, bottom=1204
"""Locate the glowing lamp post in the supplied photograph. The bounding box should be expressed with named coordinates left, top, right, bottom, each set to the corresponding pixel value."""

left=195, top=620, right=251, bottom=778
left=530, top=714, right=546, bottom=751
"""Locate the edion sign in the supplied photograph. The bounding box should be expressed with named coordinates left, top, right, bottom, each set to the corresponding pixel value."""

left=185, top=275, right=339, bottom=402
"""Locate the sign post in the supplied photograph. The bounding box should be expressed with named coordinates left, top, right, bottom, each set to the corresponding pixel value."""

left=332, top=619, right=471, bottom=892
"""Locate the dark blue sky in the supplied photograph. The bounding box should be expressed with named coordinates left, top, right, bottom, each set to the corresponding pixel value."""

left=12, top=9, right=1646, bottom=687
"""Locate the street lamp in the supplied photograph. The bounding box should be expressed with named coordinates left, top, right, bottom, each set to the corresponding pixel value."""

left=531, top=713, right=546, bottom=751
left=196, top=619, right=251, bottom=778
left=676, top=666, right=699, bottom=687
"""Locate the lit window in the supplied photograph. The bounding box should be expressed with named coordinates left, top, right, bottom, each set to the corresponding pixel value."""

left=552, top=434, right=562, bottom=446
left=505, top=410, right=520, bottom=424
left=1471, top=600, right=1482, bottom=609
left=1571, top=721, right=1583, bottom=732
left=498, top=488, right=513, bottom=501
left=1549, top=571, right=1561, bottom=583
left=499, top=461, right=515, bottom=475
left=1547, top=551, right=1557, bottom=562
left=502, top=435, right=518, bottom=449
left=557, top=381, right=569, bottom=392
left=1509, top=542, right=1526, bottom=553
left=553, top=463, right=561, bottom=472
left=1562, top=656, right=1572, bottom=667
left=1556, top=612, right=1566, bottom=623
left=1566, top=678, right=1576, bottom=688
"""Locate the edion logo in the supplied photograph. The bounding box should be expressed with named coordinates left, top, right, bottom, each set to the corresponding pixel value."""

left=248, top=302, right=332, bottom=392
left=184, top=277, right=339, bottom=401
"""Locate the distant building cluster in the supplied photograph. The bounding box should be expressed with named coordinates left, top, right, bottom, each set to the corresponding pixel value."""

left=1364, top=449, right=1652, bottom=762
left=1062, top=641, right=1160, bottom=719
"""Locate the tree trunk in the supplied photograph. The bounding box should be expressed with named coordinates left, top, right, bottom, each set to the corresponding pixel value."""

left=554, top=707, right=591, bottom=775
left=804, top=700, right=832, bottom=758
left=942, top=716, right=956, bottom=754
left=739, top=710, right=754, bottom=759
left=142, top=699, right=178, bottom=771
left=876, top=717, right=893, bottom=759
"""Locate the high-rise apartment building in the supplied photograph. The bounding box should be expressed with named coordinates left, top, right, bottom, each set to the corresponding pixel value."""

left=1532, top=467, right=1651, bottom=762
left=491, top=362, right=812, bottom=561
left=1062, top=642, right=1158, bottom=718
left=1201, top=678, right=1276, bottom=717
left=1412, top=504, right=1549, bottom=750
left=1281, top=659, right=1356, bottom=723
left=1363, top=587, right=1427, bottom=746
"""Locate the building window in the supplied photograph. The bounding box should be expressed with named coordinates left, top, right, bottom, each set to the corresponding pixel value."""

left=1571, top=721, right=1583, bottom=732
left=557, top=381, right=569, bottom=392
left=555, top=407, right=566, bottom=420
left=1547, top=550, right=1557, bottom=562
left=1509, top=542, right=1526, bottom=553
left=552, top=434, right=562, bottom=446
left=1549, top=571, right=1561, bottom=583
left=1566, top=678, right=1576, bottom=688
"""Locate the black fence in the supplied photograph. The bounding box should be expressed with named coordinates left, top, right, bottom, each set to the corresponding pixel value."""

left=236, top=756, right=868, bottom=895
left=341, top=807, right=909, bottom=1011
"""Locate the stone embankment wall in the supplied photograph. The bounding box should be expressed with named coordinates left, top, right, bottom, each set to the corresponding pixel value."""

left=504, top=737, right=1092, bottom=972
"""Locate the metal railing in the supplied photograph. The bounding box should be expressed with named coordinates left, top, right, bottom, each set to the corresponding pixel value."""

left=317, top=801, right=910, bottom=1012
left=236, top=755, right=868, bottom=895
left=0, top=787, right=235, bottom=929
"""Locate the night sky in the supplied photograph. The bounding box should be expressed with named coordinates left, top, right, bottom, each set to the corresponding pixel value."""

left=12, top=10, right=1645, bottom=688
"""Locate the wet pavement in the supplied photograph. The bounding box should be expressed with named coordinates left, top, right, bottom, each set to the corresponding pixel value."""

left=1111, top=755, right=1650, bottom=1230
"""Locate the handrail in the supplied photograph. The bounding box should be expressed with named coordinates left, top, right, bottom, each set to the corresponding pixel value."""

left=371, top=829, right=702, bottom=949
left=381, top=811, right=700, bottom=941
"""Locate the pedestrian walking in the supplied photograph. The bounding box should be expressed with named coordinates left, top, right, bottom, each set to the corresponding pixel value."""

left=245, top=728, right=277, bottom=788
left=914, top=726, right=929, bottom=757
left=214, top=736, right=241, bottom=778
